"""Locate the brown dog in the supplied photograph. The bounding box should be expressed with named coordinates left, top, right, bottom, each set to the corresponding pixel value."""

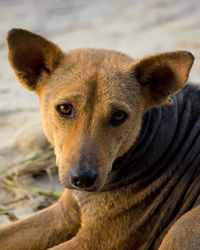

left=0, top=29, right=200, bottom=249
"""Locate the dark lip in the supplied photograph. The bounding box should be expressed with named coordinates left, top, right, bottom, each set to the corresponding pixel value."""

left=63, top=183, right=100, bottom=192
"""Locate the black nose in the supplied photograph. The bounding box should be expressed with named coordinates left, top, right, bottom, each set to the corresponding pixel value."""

left=70, top=166, right=98, bottom=189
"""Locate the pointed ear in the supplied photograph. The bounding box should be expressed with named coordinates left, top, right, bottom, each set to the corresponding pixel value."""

left=7, top=29, right=64, bottom=91
left=128, top=51, right=194, bottom=108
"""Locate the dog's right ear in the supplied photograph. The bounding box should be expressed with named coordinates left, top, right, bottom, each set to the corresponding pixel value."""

left=7, top=29, right=64, bottom=91
left=127, top=51, right=194, bottom=109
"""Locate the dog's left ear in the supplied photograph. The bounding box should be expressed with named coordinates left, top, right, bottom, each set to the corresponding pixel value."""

left=128, top=51, right=194, bottom=108
left=7, top=28, right=64, bottom=92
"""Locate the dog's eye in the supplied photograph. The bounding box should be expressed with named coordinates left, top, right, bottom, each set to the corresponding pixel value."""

left=56, top=103, right=74, bottom=118
left=110, top=110, right=128, bottom=126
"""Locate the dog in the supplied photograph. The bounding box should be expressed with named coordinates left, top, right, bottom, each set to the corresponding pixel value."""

left=0, top=28, right=199, bottom=249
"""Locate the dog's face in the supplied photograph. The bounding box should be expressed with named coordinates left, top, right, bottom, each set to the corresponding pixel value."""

left=39, top=49, right=145, bottom=191
left=7, top=29, right=194, bottom=191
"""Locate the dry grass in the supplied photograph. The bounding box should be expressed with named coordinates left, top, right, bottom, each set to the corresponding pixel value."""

left=0, top=146, right=62, bottom=225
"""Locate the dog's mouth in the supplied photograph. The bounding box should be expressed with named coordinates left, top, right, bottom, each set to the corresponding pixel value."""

left=66, top=184, right=100, bottom=192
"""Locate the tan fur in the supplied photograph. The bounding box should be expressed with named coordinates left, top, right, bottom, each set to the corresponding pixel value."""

left=159, top=205, right=200, bottom=250
left=0, top=29, right=197, bottom=250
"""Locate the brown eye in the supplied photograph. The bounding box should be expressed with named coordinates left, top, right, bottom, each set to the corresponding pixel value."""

left=110, top=110, right=128, bottom=126
left=56, top=103, right=74, bottom=118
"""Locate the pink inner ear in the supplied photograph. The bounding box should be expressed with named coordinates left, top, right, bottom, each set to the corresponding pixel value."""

left=12, top=45, right=50, bottom=87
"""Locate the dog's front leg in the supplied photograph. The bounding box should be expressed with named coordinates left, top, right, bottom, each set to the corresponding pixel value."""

left=48, top=216, right=123, bottom=250
left=48, top=235, right=84, bottom=250
left=48, top=223, right=120, bottom=250
left=0, top=189, right=80, bottom=250
left=48, top=231, right=94, bottom=250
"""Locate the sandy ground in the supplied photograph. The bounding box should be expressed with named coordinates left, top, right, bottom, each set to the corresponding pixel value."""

left=1, top=0, right=200, bottom=225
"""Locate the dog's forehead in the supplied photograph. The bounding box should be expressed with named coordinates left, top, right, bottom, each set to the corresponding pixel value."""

left=68, top=48, right=133, bottom=68
left=44, top=49, right=138, bottom=106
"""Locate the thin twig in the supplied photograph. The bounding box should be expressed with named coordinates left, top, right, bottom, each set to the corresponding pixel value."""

left=0, top=150, right=56, bottom=181
left=0, top=210, right=19, bottom=222
left=4, top=179, right=61, bottom=198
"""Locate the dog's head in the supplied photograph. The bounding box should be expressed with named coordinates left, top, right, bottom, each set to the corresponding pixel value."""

left=7, top=29, right=194, bottom=191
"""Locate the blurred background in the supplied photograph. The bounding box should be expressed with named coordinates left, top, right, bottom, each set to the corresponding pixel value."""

left=0, top=0, right=200, bottom=225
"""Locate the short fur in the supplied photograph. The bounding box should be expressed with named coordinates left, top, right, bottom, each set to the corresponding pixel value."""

left=0, top=29, right=199, bottom=250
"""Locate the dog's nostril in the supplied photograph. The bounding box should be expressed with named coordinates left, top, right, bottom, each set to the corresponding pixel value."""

left=70, top=167, right=98, bottom=189
left=71, top=176, right=81, bottom=187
